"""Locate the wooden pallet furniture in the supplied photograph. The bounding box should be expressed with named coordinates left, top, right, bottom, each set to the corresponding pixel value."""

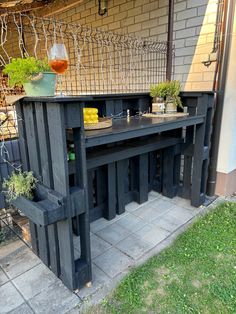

left=13, top=92, right=213, bottom=291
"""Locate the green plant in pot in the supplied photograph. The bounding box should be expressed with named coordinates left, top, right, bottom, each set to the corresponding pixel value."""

left=3, top=57, right=56, bottom=97
left=150, top=82, right=166, bottom=114
left=3, top=171, right=38, bottom=202
left=165, top=80, right=183, bottom=113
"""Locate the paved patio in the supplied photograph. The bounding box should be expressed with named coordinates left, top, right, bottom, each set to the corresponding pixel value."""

left=0, top=191, right=218, bottom=313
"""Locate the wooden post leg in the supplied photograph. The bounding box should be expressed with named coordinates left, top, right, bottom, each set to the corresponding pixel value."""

left=162, top=146, right=176, bottom=198
left=105, top=162, right=116, bottom=220
left=116, top=159, right=126, bottom=215
left=75, top=211, right=92, bottom=288
left=173, top=144, right=181, bottom=195
left=138, top=153, right=149, bottom=204
left=56, top=219, right=76, bottom=290
left=191, top=123, right=205, bottom=207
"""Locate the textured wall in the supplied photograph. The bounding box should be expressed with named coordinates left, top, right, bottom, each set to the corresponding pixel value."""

left=36, top=0, right=218, bottom=91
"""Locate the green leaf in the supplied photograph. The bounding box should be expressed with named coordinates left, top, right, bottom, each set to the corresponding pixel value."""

left=3, top=57, right=51, bottom=87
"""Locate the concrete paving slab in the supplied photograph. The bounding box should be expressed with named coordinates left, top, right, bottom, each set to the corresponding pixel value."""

left=152, top=213, right=184, bottom=232
left=148, top=190, right=161, bottom=201
left=28, top=280, right=80, bottom=314
left=116, top=234, right=153, bottom=260
left=8, top=302, right=34, bottom=314
left=93, top=247, right=132, bottom=278
left=134, top=224, right=170, bottom=246
left=170, top=196, right=200, bottom=210
left=125, top=201, right=140, bottom=212
left=116, top=213, right=146, bottom=232
left=90, top=234, right=111, bottom=259
left=13, top=263, right=58, bottom=300
left=0, top=190, right=210, bottom=312
left=0, top=240, right=24, bottom=259
left=132, top=198, right=173, bottom=222
left=95, top=223, right=130, bottom=245
left=90, top=218, right=111, bottom=233
left=167, top=205, right=195, bottom=224
left=0, top=281, right=24, bottom=313
left=78, top=264, right=111, bottom=300
left=0, top=245, right=40, bottom=279
left=0, top=267, right=9, bottom=286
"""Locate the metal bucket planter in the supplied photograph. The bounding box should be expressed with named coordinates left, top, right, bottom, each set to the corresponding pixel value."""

left=23, top=72, right=56, bottom=97
left=152, top=97, right=165, bottom=114
left=165, top=100, right=177, bottom=114
left=11, top=183, right=65, bottom=226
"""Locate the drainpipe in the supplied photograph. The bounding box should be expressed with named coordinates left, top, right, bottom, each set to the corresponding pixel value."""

left=166, top=0, right=174, bottom=80
left=206, top=0, right=235, bottom=196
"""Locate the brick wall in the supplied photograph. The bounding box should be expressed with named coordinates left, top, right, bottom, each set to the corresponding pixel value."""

left=36, top=0, right=218, bottom=91
left=1, top=0, right=218, bottom=92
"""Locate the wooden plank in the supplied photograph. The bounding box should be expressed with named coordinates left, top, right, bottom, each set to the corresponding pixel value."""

left=23, top=102, right=41, bottom=176
left=114, top=99, right=123, bottom=115
left=85, top=136, right=182, bottom=170
left=105, top=100, right=114, bottom=116
left=105, top=162, right=116, bottom=220
left=130, top=157, right=138, bottom=202
left=173, top=145, right=181, bottom=195
left=87, top=170, right=94, bottom=210
left=15, top=101, right=30, bottom=172
left=34, top=101, right=60, bottom=275
left=191, top=95, right=208, bottom=207
left=150, top=151, right=163, bottom=192
left=138, top=153, right=149, bottom=204
left=29, top=221, right=38, bottom=254
left=85, top=115, right=204, bottom=148
left=73, top=121, right=92, bottom=284
left=47, top=102, right=76, bottom=290
left=182, top=101, right=196, bottom=199
left=23, top=102, right=49, bottom=265
left=11, top=195, right=64, bottom=226
left=138, top=97, right=150, bottom=113
left=96, top=167, right=107, bottom=208
left=162, top=146, right=175, bottom=198
left=35, top=102, right=53, bottom=187
left=116, top=159, right=127, bottom=215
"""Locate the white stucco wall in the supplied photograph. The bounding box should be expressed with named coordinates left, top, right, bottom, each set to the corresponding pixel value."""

left=217, top=2, right=236, bottom=174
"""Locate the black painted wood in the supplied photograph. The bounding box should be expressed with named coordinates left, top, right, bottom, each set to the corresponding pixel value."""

left=191, top=95, right=208, bottom=206
left=106, top=163, right=116, bottom=220
left=35, top=102, right=60, bottom=275
left=23, top=102, right=49, bottom=266
left=85, top=115, right=204, bottom=148
left=162, top=146, right=175, bottom=198
left=47, top=102, right=76, bottom=290
left=15, top=101, right=38, bottom=255
left=116, top=159, right=127, bottom=215
left=15, top=92, right=213, bottom=291
left=72, top=107, right=92, bottom=288
left=137, top=153, right=149, bottom=203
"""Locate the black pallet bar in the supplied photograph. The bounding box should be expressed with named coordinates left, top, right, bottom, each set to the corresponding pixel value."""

left=13, top=92, right=213, bottom=290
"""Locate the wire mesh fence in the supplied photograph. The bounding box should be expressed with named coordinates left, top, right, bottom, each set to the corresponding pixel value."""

left=0, top=12, right=174, bottom=243
left=0, top=13, right=172, bottom=95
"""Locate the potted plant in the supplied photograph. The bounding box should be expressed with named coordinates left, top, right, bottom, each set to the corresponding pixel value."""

left=165, top=80, right=183, bottom=113
left=3, top=57, right=56, bottom=97
left=3, top=171, right=66, bottom=226
left=3, top=171, right=38, bottom=202
left=150, top=82, right=166, bottom=114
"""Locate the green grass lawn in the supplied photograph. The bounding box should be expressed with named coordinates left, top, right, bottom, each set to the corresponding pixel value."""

left=86, top=202, right=236, bottom=314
